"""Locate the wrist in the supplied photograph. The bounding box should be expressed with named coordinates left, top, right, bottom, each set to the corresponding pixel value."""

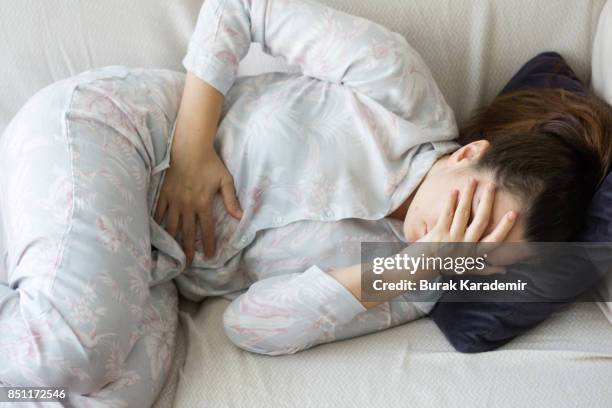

left=171, top=128, right=216, bottom=156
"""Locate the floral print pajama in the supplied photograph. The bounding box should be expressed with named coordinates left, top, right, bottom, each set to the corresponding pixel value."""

left=0, top=0, right=458, bottom=404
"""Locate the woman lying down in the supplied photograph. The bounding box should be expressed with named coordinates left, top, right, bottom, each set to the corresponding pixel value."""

left=1, top=0, right=612, bottom=404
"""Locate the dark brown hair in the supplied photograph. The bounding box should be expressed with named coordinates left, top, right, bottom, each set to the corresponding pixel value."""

left=459, top=88, right=612, bottom=241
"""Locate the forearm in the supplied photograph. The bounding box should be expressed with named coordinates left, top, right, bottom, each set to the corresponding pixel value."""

left=171, top=71, right=224, bottom=156
left=328, top=263, right=381, bottom=309
left=223, top=264, right=431, bottom=355
left=329, top=245, right=439, bottom=309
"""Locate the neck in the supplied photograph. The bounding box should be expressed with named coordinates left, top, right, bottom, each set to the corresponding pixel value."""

left=387, top=193, right=413, bottom=221
left=386, top=154, right=449, bottom=222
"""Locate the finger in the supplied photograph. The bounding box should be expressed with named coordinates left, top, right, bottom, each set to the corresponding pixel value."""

left=165, top=205, right=181, bottom=239
left=465, top=182, right=496, bottom=242
left=220, top=179, right=243, bottom=220
left=154, top=193, right=168, bottom=225
left=450, top=178, right=477, bottom=239
left=182, top=211, right=196, bottom=267
left=437, top=189, right=459, bottom=232
left=199, top=206, right=216, bottom=258
left=481, top=211, right=518, bottom=243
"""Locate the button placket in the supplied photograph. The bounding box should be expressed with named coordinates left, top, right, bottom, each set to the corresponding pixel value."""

left=149, top=120, right=177, bottom=216
left=236, top=230, right=255, bottom=247
left=151, top=119, right=177, bottom=176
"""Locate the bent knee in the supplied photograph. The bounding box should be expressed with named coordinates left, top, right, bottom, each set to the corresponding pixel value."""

left=0, top=289, right=129, bottom=392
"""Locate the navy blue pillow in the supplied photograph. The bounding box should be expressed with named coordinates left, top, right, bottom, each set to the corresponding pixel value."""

left=499, top=51, right=587, bottom=96
left=577, top=170, right=612, bottom=241
left=429, top=51, right=604, bottom=353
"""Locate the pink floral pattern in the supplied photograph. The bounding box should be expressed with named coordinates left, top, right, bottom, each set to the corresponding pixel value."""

left=0, top=67, right=181, bottom=406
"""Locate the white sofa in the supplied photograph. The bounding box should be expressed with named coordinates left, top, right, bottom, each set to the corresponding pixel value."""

left=2, top=1, right=612, bottom=407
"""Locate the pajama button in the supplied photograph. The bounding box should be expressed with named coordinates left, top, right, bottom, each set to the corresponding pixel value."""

left=325, top=209, right=334, bottom=218
left=273, top=216, right=283, bottom=225
left=240, top=236, right=248, bottom=244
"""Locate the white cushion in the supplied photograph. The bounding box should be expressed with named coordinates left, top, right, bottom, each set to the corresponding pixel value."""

left=168, top=298, right=612, bottom=408
left=591, top=0, right=612, bottom=325
left=592, top=0, right=612, bottom=101
left=0, top=0, right=607, bottom=133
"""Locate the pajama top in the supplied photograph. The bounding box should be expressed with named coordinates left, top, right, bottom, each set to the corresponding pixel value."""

left=0, top=0, right=461, bottom=362
left=167, top=0, right=460, bottom=353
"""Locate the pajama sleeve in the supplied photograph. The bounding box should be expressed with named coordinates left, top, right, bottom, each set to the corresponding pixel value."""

left=183, top=0, right=451, bottom=121
left=222, top=265, right=432, bottom=355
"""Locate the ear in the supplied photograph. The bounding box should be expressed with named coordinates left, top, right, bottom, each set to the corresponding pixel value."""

left=449, top=140, right=490, bottom=166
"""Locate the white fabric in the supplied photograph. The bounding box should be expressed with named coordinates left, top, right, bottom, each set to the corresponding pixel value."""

left=591, top=0, right=612, bottom=325
left=1, top=0, right=611, bottom=406
left=171, top=299, right=612, bottom=408
left=593, top=0, right=612, bottom=102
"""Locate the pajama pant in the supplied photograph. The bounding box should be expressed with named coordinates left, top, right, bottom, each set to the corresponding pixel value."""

left=0, top=66, right=186, bottom=406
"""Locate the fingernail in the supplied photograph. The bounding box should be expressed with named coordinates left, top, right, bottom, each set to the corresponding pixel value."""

left=488, top=183, right=496, bottom=192
left=507, top=211, right=516, bottom=220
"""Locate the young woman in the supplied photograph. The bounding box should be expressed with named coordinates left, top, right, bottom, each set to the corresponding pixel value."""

left=1, top=0, right=611, bottom=405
